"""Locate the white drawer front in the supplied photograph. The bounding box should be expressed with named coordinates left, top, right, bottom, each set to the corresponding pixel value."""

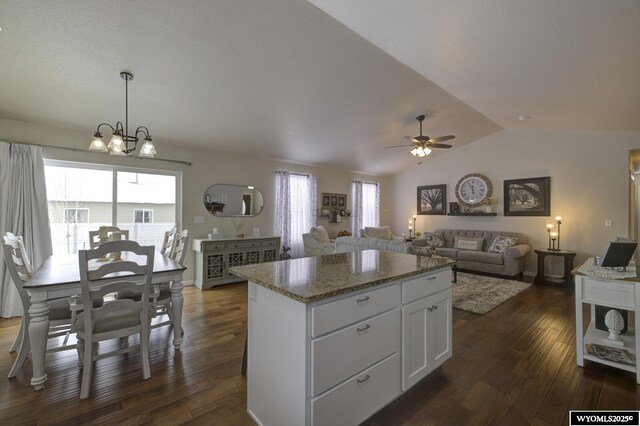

left=311, top=284, right=399, bottom=337
left=312, top=309, right=399, bottom=396
left=312, top=353, right=400, bottom=426
left=402, top=269, right=451, bottom=304
left=582, top=278, right=634, bottom=309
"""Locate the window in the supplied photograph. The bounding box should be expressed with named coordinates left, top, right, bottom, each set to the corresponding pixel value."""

left=361, top=182, right=379, bottom=228
left=45, top=161, right=181, bottom=255
left=352, top=180, right=380, bottom=234
left=63, top=208, right=89, bottom=224
left=134, top=209, right=154, bottom=223
left=275, top=171, right=317, bottom=258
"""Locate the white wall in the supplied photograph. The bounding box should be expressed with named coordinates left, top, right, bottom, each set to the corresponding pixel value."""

left=0, top=117, right=388, bottom=282
left=388, top=128, right=640, bottom=275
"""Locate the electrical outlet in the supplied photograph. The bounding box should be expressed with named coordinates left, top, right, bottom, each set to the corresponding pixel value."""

left=194, top=216, right=205, bottom=224
left=249, top=283, right=257, bottom=301
left=605, top=219, right=612, bottom=227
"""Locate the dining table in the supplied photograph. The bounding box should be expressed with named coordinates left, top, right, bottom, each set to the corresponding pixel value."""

left=23, top=251, right=187, bottom=391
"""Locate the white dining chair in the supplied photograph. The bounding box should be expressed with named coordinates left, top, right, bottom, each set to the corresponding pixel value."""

left=2, top=233, right=79, bottom=378
left=116, top=230, right=188, bottom=336
left=75, top=240, right=154, bottom=399
left=151, top=229, right=189, bottom=331
left=89, top=227, right=130, bottom=249
left=160, top=227, right=177, bottom=257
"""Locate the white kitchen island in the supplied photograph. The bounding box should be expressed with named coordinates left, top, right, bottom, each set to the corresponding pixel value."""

left=230, top=250, right=456, bottom=426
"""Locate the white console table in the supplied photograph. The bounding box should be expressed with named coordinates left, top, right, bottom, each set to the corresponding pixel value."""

left=230, top=251, right=455, bottom=426
left=573, top=259, right=640, bottom=384
left=192, top=236, right=280, bottom=289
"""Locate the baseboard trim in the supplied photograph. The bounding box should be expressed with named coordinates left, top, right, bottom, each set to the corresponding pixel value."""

left=182, top=280, right=194, bottom=286
left=523, top=271, right=536, bottom=277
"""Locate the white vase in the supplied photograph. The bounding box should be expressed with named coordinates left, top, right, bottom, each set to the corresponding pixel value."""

left=484, top=205, right=492, bottom=213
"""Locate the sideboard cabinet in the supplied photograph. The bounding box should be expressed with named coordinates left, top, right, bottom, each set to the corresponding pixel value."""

left=192, top=236, right=280, bottom=289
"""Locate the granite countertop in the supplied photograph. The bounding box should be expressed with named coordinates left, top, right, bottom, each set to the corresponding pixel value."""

left=229, top=250, right=455, bottom=303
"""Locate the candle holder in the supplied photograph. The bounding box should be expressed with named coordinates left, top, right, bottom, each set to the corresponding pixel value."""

left=555, top=215, right=562, bottom=251
left=550, top=231, right=559, bottom=251
left=546, top=223, right=553, bottom=250
left=412, top=215, right=417, bottom=238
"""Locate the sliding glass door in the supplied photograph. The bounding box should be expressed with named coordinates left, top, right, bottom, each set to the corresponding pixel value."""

left=45, top=161, right=181, bottom=255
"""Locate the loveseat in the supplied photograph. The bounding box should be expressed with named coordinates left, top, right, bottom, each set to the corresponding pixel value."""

left=412, top=229, right=529, bottom=278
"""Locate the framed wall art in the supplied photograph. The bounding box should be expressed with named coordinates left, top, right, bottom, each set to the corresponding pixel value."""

left=504, top=176, right=550, bottom=216
left=321, top=192, right=347, bottom=209
left=417, top=184, right=446, bottom=215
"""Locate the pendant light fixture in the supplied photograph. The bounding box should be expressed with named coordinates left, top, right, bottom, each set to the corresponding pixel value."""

left=89, top=71, right=157, bottom=158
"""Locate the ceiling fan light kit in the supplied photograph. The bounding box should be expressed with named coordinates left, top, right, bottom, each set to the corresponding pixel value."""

left=88, top=71, right=157, bottom=158
left=385, top=114, right=455, bottom=162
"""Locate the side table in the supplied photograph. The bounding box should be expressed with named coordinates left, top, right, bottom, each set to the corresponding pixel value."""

left=534, top=249, right=577, bottom=287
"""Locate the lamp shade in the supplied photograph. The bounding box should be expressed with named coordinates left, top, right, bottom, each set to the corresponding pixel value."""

left=109, top=145, right=125, bottom=156
left=139, top=139, right=157, bottom=158
left=107, top=132, right=124, bottom=151
left=89, top=136, right=108, bottom=152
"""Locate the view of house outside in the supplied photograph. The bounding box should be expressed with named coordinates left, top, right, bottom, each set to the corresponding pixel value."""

left=45, top=164, right=178, bottom=255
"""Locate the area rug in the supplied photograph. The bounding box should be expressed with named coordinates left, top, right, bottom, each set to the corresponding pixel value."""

left=452, top=272, right=531, bottom=315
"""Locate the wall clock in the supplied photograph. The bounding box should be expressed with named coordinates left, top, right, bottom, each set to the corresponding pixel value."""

left=455, top=173, right=492, bottom=208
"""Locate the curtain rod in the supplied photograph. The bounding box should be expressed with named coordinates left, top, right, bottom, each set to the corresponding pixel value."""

left=7, top=140, right=192, bottom=166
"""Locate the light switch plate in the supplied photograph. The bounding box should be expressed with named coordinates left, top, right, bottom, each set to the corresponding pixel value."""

left=605, top=219, right=612, bottom=227
left=249, top=283, right=257, bottom=301
left=194, top=216, right=205, bottom=224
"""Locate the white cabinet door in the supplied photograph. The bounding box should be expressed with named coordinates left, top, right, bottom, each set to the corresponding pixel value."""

left=401, top=297, right=429, bottom=391
left=428, top=289, right=452, bottom=369
left=401, top=288, right=452, bottom=391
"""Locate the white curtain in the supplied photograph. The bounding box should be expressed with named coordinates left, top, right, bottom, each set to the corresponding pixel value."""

left=275, top=171, right=317, bottom=258
left=0, top=142, right=53, bottom=318
left=352, top=180, right=380, bottom=235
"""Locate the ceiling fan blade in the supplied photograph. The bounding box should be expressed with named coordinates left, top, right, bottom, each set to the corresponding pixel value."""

left=429, top=135, right=455, bottom=143
left=404, top=136, right=419, bottom=142
left=428, top=143, right=452, bottom=149
left=385, top=144, right=414, bottom=148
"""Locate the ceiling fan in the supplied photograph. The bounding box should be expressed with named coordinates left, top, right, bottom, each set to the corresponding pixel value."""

left=385, top=115, right=455, bottom=162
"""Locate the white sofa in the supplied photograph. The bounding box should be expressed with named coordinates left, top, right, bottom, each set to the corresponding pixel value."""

left=334, top=236, right=434, bottom=256
left=302, top=225, right=335, bottom=256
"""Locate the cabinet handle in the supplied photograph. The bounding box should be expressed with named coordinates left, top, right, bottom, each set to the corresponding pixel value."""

left=427, top=276, right=437, bottom=281
left=356, top=296, right=370, bottom=304
left=434, top=305, right=438, bottom=310
left=427, top=307, right=433, bottom=312
left=356, top=324, right=371, bottom=334
left=357, top=374, right=371, bottom=384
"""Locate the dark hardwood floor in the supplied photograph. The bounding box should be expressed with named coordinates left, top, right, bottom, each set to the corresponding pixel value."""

left=0, top=280, right=638, bottom=425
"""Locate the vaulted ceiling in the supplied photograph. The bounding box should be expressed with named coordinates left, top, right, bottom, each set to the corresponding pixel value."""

left=0, top=1, right=637, bottom=175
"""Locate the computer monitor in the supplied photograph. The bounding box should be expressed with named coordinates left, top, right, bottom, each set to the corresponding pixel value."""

left=600, top=241, right=637, bottom=269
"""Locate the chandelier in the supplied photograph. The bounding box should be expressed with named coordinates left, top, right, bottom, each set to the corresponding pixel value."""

left=88, top=71, right=157, bottom=158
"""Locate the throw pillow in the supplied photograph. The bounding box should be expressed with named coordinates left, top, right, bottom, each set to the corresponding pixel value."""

left=488, top=235, right=517, bottom=254
left=363, top=226, right=393, bottom=240
left=454, top=236, right=484, bottom=251
left=423, top=232, right=445, bottom=249
left=309, top=225, right=330, bottom=244
left=408, top=245, right=434, bottom=257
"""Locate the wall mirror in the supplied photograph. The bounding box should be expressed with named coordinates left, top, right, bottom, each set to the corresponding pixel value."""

left=203, top=184, right=264, bottom=217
